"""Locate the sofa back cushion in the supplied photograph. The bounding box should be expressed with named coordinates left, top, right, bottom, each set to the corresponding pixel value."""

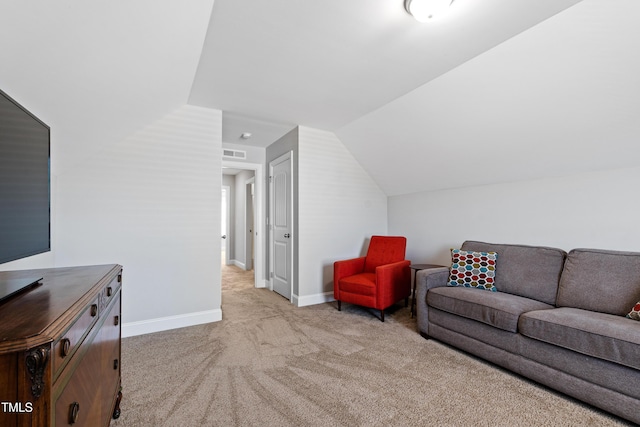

left=460, top=241, right=566, bottom=305
left=557, top=248, right=640, bottom=315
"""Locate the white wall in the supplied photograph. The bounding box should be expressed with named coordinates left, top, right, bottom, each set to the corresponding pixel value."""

left=389, top=166, right=640, bottom=266
left=0, top=251, right=56, bottom=271
left=0, top=0, right=215, bottom=276
left=55, top=105, right=222, bottom=337
left=297, top=126, right=387, bottom=306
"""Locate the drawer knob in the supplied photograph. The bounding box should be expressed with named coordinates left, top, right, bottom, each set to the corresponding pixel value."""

left=107, top=286, right=113, bottom=297
left=69, top=401, right=80, bottom=424
left=114, top=315, right=120, bottom=326
left=61, top=338, right=71, bottom=357
left=90, top=304, right=98, bottom=317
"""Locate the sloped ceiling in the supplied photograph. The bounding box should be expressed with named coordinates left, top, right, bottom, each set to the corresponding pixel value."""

left=190, top=0, right=583, bottom=131
left=189, top=0, right=637, bottom=196
left=336, top=0, right=640, bottom=195
left=4, top=1, right=639, bottom=197
left=0, top=0, right=215, bottom=174
left=190, top=0, right=640, bottom=196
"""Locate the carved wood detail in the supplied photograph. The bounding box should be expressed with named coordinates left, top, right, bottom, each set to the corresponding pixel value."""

left=26, top=346, right=49, bottom=399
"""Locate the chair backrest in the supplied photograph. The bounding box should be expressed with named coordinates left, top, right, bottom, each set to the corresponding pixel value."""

left=364, top=236, right=407, bottom=273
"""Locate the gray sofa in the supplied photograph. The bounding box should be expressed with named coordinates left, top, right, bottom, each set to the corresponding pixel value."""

left=416, top=241, right=640, bottom=424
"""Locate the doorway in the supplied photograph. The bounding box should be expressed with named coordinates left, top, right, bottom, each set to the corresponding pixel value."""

left=221, top=160, right=265, bottom=288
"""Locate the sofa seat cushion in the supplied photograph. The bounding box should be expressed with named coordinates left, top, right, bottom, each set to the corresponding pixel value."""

left=427, top=286, right=554, bottom=333
left=520, top=307, right=640, bottom=371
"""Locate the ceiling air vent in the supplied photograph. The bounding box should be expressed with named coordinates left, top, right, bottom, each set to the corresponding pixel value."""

left=223, top=149, right=246, bottom=159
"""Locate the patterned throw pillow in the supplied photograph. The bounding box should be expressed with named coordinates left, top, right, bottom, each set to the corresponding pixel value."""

left=627, top=302, right=640, bottom=321
left=448, top=249, right=498, bottom=292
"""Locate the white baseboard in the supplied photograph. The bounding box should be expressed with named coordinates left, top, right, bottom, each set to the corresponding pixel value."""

left=122, top=309, right=222, bottom=338
left=293, top=291, right=334, bottom=307
left=230, top=259, right=246, bottom=269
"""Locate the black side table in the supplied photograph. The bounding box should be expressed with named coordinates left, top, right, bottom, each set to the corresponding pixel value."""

left=410, top=264, right=446, bottom=317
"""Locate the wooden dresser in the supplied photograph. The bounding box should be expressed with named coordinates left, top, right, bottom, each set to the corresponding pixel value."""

left=0, top=264, right=123, bottom=427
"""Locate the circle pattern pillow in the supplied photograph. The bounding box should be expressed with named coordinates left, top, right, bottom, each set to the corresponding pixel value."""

left=448, top=249, right=498, bottom=292
left=627, top=302, right=640, bottom=321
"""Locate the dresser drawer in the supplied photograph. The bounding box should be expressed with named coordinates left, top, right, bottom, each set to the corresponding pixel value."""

left=101, top=293, right=122, bottom=413
left=54, top=328, right=104, bottom=427
left=99, top=273, right=122, bottom=314
left=53, top=296, right=100, bottom=379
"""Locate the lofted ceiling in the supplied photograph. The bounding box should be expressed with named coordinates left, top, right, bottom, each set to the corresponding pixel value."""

left=4, top=1, right=639, bottom=196
left=190, top=0, right=640, bottom=196
left=189, top=0, right=583, bottom=147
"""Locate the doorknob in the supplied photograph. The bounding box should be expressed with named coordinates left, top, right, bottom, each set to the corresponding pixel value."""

left=284, top=233, right=291, bottom=238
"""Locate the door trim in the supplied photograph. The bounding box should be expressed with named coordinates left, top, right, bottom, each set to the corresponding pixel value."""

left=244, top=176, right=255, bottom=271
left=221, top=185, right=231, bottom=266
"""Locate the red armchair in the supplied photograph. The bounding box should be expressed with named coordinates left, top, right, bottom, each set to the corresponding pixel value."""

left=334, top=236, right=411, bottom=322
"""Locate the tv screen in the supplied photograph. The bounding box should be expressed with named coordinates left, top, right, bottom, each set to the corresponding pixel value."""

left=0, top=89, right=50, bottom=264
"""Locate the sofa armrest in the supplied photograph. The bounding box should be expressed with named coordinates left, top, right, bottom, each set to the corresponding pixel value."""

left=415, top=267, right=450, bottom=337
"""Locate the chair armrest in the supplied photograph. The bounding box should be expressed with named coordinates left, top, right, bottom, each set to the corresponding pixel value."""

left=375, top=260, right=411, bottom=309
left=375, top=260, right=411, bottom=283
left=416, top=267, right=449, bottom=336
left=334, top=257, right=366, bottom=282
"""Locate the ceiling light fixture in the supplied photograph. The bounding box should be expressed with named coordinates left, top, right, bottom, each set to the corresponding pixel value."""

left=240, top=132, right=252, bottom=139
left=404, top=0, right=454, bottom=22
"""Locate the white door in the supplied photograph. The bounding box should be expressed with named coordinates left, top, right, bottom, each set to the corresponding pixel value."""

left=270, top=153, right=292, bottom=299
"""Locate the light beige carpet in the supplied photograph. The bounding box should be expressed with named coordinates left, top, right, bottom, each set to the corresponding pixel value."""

left=111, top=265, right=630, bottom=426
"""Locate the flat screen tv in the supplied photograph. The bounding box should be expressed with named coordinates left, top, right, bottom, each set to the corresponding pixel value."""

left=0, top=89, right=51, bottom=264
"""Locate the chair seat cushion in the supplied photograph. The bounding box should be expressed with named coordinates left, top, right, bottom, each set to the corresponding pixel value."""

left=427, top=286, right=553, bottom=333
left=519, top=307, right=640, bottom=370
left=339, top=273, right=376, bottom=297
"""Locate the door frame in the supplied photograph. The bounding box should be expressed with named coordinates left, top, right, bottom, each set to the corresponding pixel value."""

left=222, top=160, right=266, bottom=288
left=221, top=185, right=231, bottom=266
left=244, top=177, right=255, bottom=271
left=269, top=151, right=294, bottom=301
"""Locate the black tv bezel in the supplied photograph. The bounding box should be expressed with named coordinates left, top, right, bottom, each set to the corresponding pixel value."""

left=0, top=88, right=51, bottom=264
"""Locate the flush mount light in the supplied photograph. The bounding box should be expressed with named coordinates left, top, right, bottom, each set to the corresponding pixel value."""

left=405, top=0, right=454, bottom=22
left=240, top=132, right=252, bottom=139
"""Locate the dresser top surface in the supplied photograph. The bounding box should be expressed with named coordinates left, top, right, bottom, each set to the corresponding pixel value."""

left=0, top=264, right=121, bottom=351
